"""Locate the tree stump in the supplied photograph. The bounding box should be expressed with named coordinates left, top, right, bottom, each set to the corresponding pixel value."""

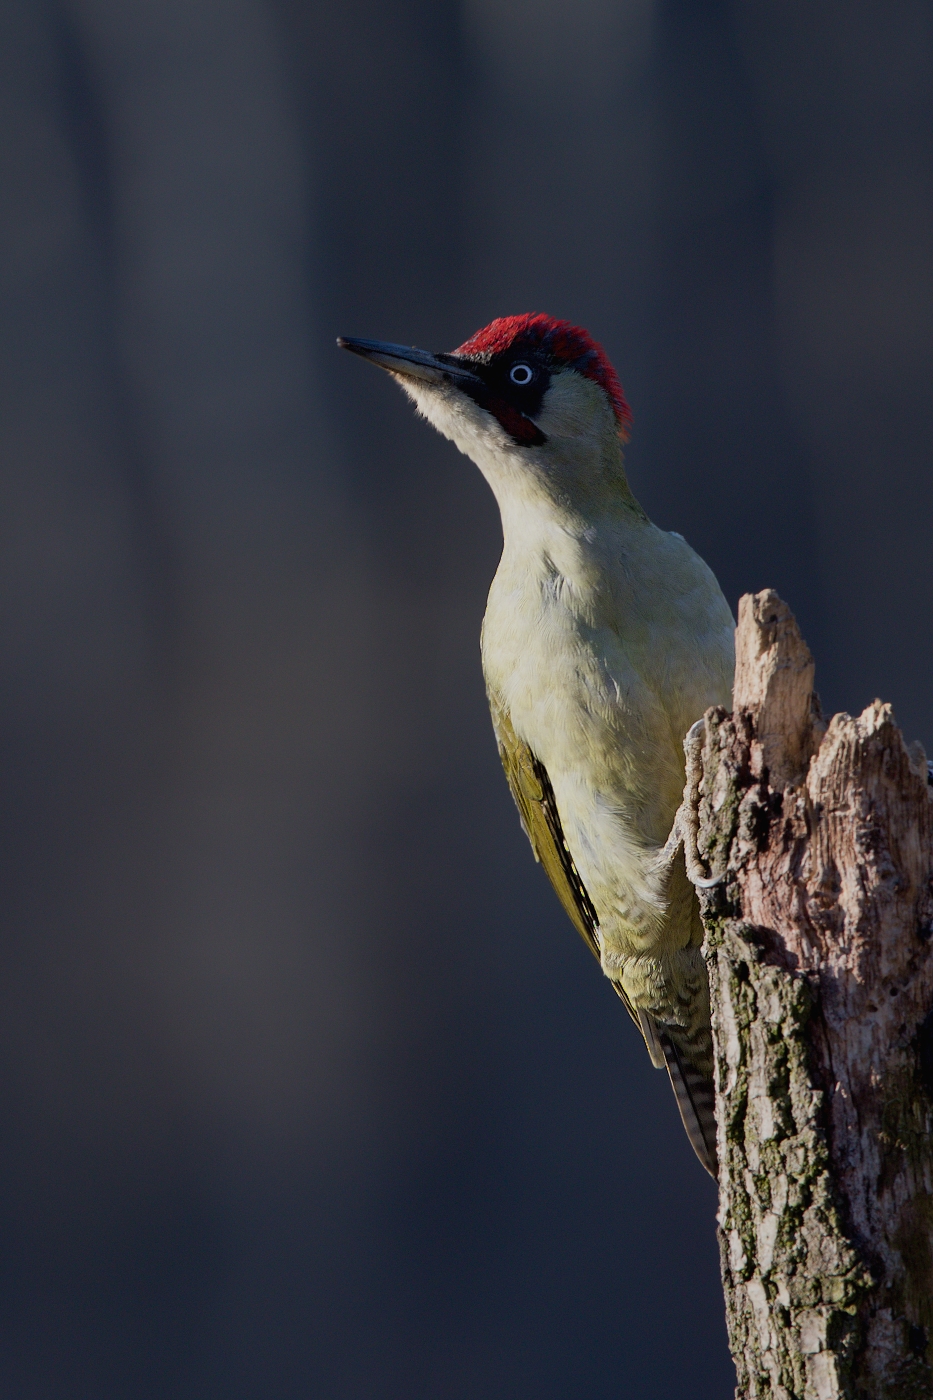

left=693, top=590, right=933, bottom=1400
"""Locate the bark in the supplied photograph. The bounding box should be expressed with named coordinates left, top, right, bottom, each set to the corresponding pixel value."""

left=694, top=590, right=933, bottom=1400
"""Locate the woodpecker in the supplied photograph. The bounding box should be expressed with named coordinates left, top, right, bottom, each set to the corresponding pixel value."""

left=339, top=315, right=734, bottom=1175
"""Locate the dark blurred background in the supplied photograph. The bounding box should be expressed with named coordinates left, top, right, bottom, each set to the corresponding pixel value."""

left=0, top=0, right=930, bottom=1395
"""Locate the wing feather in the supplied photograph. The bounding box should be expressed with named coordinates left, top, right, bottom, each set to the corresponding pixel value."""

left=490, top=692, right=719, bottom=1175
left=489, top=693, right=646, bottom=1038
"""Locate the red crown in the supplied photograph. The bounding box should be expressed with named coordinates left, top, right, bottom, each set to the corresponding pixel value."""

left=455, top=314, right=632, bottom=440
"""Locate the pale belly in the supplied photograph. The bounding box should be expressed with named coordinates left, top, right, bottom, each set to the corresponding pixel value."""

left=482, top=580, right=699, bottom=984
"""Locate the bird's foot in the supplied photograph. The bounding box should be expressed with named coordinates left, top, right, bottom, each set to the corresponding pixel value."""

left=678, top=717, right=722, bottom=890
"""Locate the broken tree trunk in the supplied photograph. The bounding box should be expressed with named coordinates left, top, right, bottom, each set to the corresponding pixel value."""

left=693, top=590, right=933, bottom=1400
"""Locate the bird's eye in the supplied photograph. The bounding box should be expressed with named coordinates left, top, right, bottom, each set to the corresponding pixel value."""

left=509, top=363, right=534, bottom=385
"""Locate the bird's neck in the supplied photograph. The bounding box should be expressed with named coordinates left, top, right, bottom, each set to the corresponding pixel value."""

left=478, top=428, right=642, bottom=549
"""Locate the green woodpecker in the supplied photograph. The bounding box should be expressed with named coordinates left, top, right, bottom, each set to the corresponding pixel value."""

left=339, top=315, right=734, bottom=1175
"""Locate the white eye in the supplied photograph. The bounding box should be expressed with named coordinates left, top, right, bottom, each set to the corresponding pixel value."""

left=509, top=363, right=534, bottom=385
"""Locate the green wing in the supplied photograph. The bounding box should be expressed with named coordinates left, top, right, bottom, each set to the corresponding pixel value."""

left=489, top=692, right=643, bottom=1036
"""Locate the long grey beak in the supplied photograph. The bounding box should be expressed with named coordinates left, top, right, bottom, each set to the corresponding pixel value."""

left=337, top=336, right=484, bottom=389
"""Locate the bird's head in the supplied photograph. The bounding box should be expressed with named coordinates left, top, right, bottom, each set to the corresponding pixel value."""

left=338, top=314, right=639, bottom=522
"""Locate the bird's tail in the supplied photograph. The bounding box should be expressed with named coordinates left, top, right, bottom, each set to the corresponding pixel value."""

left=656, top=1025, right=718, bottom=1179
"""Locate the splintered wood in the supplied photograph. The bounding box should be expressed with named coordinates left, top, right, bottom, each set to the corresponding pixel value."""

left=695, top=590, right=933, bottom=1400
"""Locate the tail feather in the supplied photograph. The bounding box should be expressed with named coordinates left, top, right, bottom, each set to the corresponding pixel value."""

left=636, top=1008, right=667, bottom=1069
left=657, top=1028, right=718, bottom=1178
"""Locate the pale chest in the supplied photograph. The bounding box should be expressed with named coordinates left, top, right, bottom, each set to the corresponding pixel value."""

left=480, top=533, right=729, bottom=853
left=482, top=571, right=625, bottom=765
left=480, top=561, right=681, bottom=822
